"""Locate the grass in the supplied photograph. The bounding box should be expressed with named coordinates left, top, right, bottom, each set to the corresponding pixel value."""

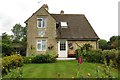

left=23, top=60, right=118, bottom=78
left=0, top=57, right=2, bottom=79
left=4, top=60, right=118, bottom=78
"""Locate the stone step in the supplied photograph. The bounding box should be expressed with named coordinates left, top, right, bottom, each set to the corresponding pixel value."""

left=56, top=58, right=76, bottom=60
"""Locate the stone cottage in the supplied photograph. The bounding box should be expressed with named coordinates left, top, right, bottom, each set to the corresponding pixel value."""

left=25, top=4, right=99, bottom=57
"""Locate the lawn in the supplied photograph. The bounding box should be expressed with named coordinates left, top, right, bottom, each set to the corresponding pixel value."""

left=5, top=60, right=118, bottom=78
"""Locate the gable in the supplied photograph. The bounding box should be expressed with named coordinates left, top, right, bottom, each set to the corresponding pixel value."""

left=25, top=6, right=54, bottom=24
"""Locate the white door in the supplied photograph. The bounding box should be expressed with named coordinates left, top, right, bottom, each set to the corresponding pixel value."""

left=58, top=40, right=68, bottom=58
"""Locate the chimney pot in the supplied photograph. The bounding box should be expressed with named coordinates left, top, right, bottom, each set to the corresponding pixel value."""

left=60, top=10, right=64, bottom=14
left=43, top=4, right=49, bottom=11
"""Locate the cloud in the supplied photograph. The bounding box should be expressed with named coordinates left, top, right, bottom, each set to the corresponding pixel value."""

left=0, top=0, right=119, bottom=40
left=0, top=13, right=14, bottom=35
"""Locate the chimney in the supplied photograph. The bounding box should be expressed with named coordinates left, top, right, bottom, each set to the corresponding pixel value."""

left=60, top=10, right=64, bottom=14
left=43, top=4, right=49, bottom=11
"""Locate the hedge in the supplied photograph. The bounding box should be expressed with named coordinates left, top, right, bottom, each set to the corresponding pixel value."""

left=76, top=49, right=119, bottom=67
left=23, top=51, right=57, bottom=64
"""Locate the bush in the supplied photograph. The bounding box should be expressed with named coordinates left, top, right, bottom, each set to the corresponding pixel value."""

left=84, top=49, right=103, bottom=63
left=23, top=56, right=34, bottom=64
left=76, top=48, right=82, bottom=59
left=76, top=43, right=93, bottom=59
left=2, top=54, right=23, bottom=75
left=79, top=49, right=119, bottom=68
left=32, top=53, right=56, bottom=63
left=23, top=50, right=57, bottom=64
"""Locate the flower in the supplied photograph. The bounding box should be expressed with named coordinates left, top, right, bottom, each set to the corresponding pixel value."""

left=72, top=77, right=74, bottom=78
left=98, top=66, right=100, bottom=68
left=29, top=58, right=31, bottom=61
left=87, top=73, right=91, bottom=76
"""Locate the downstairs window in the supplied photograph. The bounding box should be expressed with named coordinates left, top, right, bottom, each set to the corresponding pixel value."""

left=37, top=40, right=46, bottom=51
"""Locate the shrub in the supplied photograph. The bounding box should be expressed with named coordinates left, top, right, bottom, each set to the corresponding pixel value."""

left=76, top=48, right=82, bottom=59
left=79, top=49, right=102, bottom=63
left=3, top=67, right=23, bottom=78
left=2, top=54, right=23, bottom=75
left=82, top=43, right=92, bottom=51
left=76, top=43, right=93, bottom=59
left=23, top=56, right=34, bottom=64
left=33, top=53, right=56, bottom=63
left=23, top=50, right=57, bottom=64
left=80, top=49, right=119, bottom=68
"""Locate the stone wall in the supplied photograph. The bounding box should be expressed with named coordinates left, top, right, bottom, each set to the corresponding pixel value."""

left=26, top=7, right=57, bottom=56
left=68, top=40, right=98, bottom=54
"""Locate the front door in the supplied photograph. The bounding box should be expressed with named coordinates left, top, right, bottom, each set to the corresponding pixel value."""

left=58, top=40, right=67, bottom=57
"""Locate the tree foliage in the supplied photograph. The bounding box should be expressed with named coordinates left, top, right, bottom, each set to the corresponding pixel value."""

left=2, top=24, right=27, bottom=56
left=98, top=39, right=107, bottom=50
left=11, top=24, right=26, bottom=43
left=11, top=24, right=27, bottom=56
left=99, top=36, right=120, bottom=50
left=2, top=33, right=14, bottom=55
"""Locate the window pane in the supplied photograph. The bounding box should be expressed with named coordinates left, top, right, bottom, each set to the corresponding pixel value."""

left=37, top=18, right=43, bottom=28
left=38, top=21, right=41, bottom=27
left=61, top=22, right=67, bottom=28
left=37, top=18, right=46, bottom=28
left=37, top=43, right=41, bottom=50
left=43, top=18, right=45, bottom=27
left=42, top=40, right=46, bottom=50
left=60, top=41, right=66, bottom=50
left=38, top=18, right=42, bottom=21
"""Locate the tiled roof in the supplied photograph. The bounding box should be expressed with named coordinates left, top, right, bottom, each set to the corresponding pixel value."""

left=51, top=14, right=99, bottom=40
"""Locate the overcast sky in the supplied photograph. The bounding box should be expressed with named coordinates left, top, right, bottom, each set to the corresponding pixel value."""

left=0, top=0, right=119, bottom=41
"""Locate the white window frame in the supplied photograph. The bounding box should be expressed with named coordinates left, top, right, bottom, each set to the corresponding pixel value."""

left=37, top=18, right=46, bottom=28
left=37, top=40, right=47, bottom=51
left=61, top=22, right=68, bottom=28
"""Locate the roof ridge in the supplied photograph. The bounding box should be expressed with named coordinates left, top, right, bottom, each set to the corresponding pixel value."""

left=50, top=13, right=84, bottom=15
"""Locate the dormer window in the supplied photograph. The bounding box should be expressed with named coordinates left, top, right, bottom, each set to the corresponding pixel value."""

left=61, top=22, right=67, bottom=28
left=37, top=18, right=46, bottom=28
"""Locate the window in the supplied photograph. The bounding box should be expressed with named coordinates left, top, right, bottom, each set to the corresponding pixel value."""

left=61, top=22, right=67, bottom=28
left=37, top=40, right=46, bottom=51
left=38, top=30, right=45, bottom=37
left=37, top=18, right=46, bottom=28
left=60, top=41, right=66, bottom=50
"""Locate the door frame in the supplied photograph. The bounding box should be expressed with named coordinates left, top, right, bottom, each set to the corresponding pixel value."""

left=58, top=40, right=68, bottom=58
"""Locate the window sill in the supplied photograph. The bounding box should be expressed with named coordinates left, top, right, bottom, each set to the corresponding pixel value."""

left=35, top=36, right=48, bottom=38
left=37, top=27, right=46, bottom=28
left=37, top=50, right=46, bottom=52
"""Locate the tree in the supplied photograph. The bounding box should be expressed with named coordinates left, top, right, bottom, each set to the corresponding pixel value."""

left=99, top=36, right=120, bottom=50
left=11, top=24, right=25, bottom=42
left=11, top=24, right=27, bottom=56
left=109, top=36, right=120, bottom=50
left=2, top=33, right=14, bottom=55
left=98, top=39, right=107, bottom=50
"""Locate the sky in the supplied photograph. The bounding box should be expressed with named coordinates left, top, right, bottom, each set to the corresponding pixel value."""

left=0, top=0, right=119, bottom=41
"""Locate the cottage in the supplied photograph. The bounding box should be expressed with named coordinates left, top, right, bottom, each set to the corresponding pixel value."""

left=25, top=4, right=99, bottom=57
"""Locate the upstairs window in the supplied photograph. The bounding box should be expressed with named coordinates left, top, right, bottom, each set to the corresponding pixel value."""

left=37, top=18, right=46, bottom=28
left=61, top=22, right=67, bottom=28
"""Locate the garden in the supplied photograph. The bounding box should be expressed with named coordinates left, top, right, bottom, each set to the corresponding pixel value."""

left=1, top=31, right=120, bottom=79
left=1, top=48, right=119, bottom=79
